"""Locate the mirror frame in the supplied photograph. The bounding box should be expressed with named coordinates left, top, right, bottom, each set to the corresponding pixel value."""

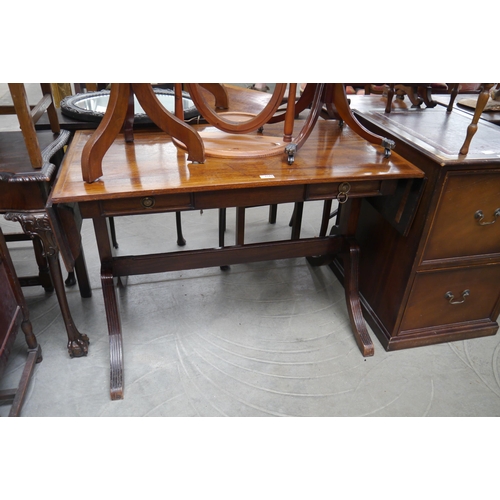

left=60, top=88, right=201, bottom=124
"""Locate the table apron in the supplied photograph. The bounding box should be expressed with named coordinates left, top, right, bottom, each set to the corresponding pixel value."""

left=78, top=179, right=397, bottom=218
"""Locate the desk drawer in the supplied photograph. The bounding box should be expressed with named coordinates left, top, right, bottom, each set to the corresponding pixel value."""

left=98, top=193, right=193, bottom=216
left=399, top=263, right=500, bottom=333
left=423, top=171, right=500, bottom=261
left=306, top=180, right=394, bottom=200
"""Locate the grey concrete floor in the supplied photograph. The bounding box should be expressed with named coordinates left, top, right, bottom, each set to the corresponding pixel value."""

left=1, top=84, right=500, bottom=417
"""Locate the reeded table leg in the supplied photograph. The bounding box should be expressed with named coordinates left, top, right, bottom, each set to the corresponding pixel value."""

left=101, top=264, right=124, bottom=400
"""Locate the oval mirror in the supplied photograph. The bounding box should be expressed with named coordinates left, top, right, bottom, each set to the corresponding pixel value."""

left=60, top=88, right=201, bottom=124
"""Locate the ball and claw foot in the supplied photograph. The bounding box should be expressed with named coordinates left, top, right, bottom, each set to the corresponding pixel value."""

left=67, top=334, right=90, bottom=358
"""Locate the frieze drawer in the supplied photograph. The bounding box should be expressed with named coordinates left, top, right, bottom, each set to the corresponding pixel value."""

left=423, top=171, right=500, bottom=262
left=98, top=193, right=193, bottom=216
left=399, top=263, right=500, bottom=333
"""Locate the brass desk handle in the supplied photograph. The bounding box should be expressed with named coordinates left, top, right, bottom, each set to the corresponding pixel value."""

left=337, top=182, right=351, bottom=204
left=474, top=208, right=500, bottom=226
left=445, top=289, right=470, bottom=305
left=141, top=196, right=155, bottom=209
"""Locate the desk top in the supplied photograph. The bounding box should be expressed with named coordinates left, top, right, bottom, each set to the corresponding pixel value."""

left=432, top=93, right=500, bottom=125
left=50, top=120, right=424, bottom=204
left=348, top=95, right=500, bottom=164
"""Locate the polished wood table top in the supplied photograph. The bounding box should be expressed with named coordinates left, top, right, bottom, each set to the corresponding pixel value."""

left=51, top=120, right=423, bottom=204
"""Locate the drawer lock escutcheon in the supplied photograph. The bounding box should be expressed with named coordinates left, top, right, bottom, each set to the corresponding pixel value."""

left=141, top=196, right=155, bottom=209
left=445, top=289, right=470, bottom=305
left=474, top=208, right=500, bottom=226
left=337, top=182, right=351, bottom=204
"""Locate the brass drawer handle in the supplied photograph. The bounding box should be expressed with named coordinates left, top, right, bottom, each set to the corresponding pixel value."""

left=445, top=289, right=470, bottom=305
left=141, top=196, right=155, bottom=209
left=474, top=208, right=500, bottom=226
left=337, top=182, right=351, bottom=204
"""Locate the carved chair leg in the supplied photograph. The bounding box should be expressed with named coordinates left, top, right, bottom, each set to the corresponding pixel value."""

left=5, top=211, right=89, bottom=358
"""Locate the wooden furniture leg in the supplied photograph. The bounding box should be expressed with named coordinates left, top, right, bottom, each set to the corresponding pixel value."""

left=91, top=215, right=124, bottom=399
left=175, top=212, right=186, bottom=246
left=330, top=84, right=395, bottom=157
left=459, top=83, right=495, bottom=155
left=1, top=345, right=42, bottom=417
left=1, top=227, right=43, bottom=416
left=101, top=264, right=123, bottom=400
left=3, top=232, right=54, bottom=291
left=5, top=211, right=89, bottom=357
left=337, top=198, right=374, bottom=356
left=385, top=84, right=395, bottom=113
left=447, top=83, right=460, bottom=112
left=342, top=236, right=374, bottom=356
left=417, top=85, right=437, bottom=108
left=73, top=244, right=92, bottom=298
left=307, top=198, right=374, bottom=356
left=269, top=205, right=278, bottom=224
left=81, top=83, right=205, bottom=183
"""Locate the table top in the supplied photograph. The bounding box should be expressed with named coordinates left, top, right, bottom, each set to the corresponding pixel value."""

left=348, top=95, right=500, bottom=164
left=50, top=119, right=424, bottom=204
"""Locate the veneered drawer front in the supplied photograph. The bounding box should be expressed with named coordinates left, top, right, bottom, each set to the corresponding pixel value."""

left=400, top=263, right=500, bottom=333
left=98, top=193, right=193, bottom=216
left=423, top=172, right=500, bottom=261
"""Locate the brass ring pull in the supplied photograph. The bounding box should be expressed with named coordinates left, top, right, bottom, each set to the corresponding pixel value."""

left=445, top=289, right=470, bottom=305
left=337, top=182, right=351, bottom=204
left=474, top=208, right=500, bottom=226
left=141, top=196, right=155, bottom=209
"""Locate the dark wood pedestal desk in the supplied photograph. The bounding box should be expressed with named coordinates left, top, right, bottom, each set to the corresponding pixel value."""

left=49, top=120, right=424, bottom=400
left=345, top=95, right=500, bottom=351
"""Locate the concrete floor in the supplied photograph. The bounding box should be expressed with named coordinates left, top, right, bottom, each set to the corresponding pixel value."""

left=1, top=84, right=500, bottom=417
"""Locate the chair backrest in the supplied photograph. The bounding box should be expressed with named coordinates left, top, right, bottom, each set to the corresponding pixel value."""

left=2, top=83, right=60, bottom=169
